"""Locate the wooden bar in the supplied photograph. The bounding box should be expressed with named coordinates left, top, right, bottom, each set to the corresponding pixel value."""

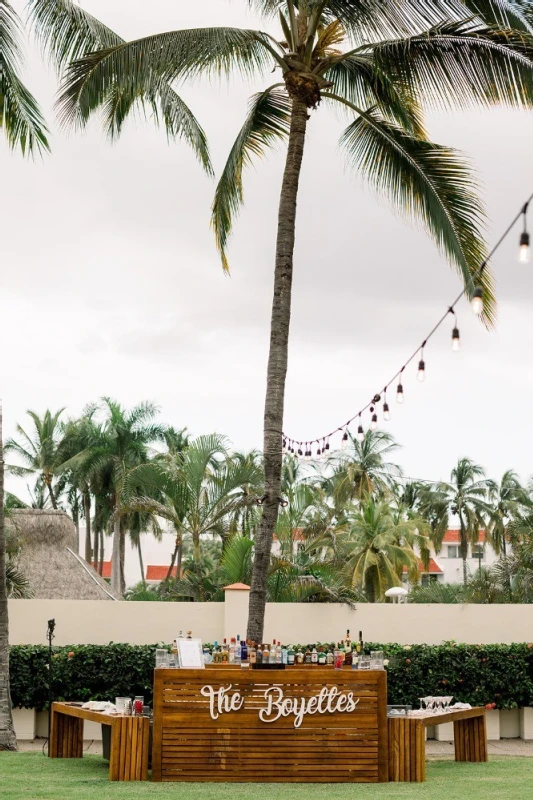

left=152, top=667, right=388, bottom=783
left=49, top=703, right=149, bottom=781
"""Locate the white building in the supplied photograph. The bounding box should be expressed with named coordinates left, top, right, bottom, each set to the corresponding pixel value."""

left=403, top=529, right=499, bottom=585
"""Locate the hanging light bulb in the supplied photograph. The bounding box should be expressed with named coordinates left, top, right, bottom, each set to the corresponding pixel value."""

left=452, top=326, right=460, bottom=351
left=396, top=382, right=404, bottom=404
left=341, top=429, right=349, bottom=449
left=519, top=231, right=531, bottom=264
left=356, top=414, right=365, bottom=443
left=370, top=413, right=378, bottom=431
left=383, top=402, right=390, bottom=421
left=417, top=357, right=426, bottom=382
left=297, top=447, right=303, bottom=459
left=324, top=440, right=330, bottom=454
left=471, top=287, right=483, bottom=315
left=282, top=438, right=287, bottom=454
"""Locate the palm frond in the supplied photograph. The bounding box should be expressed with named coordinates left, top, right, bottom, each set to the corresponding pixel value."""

left=334, top=100, right=495, bottom=326
left=212, top=85, right=291, bottom=271
left=57, top=27, right=279, bottom=131
left=464, top=0, right=533, bottom=32
left=368, top=20, right=533, bottom=112
left=0, top=0, right=49, bottom=155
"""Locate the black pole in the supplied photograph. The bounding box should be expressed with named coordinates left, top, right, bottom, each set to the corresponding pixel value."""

left=47, top=619, right=55, bottom=756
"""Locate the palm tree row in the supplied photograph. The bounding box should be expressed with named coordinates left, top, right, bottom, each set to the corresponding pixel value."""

left=6, top=404, right=533, bottom=604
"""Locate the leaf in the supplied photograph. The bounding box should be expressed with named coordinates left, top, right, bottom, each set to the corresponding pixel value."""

left=335, top=101, right=495, bottom=326
left=0, top=0, right=49, bottom=155
left=212, top=85, right=291, bottom=272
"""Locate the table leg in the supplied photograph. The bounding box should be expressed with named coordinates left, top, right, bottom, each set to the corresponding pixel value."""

left=49, top=709, right=83, bottom=759
left=454, top=716, right=488, bottom=763
left=388, top=718, right=426, bottom=782
left=109, top=717, right=149, bottom=781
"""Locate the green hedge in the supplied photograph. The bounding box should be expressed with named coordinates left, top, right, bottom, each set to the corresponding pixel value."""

left=9, top=642, right=533, bottom=711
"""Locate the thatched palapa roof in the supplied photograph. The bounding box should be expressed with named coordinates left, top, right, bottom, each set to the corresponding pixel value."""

left=10, top=509, right=119, bottom=600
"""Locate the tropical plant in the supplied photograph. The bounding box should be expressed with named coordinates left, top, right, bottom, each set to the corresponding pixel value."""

left=59, top=399, right=166, bottom=595
left=408, top=581, right=465, bottom=604
left=5, top=408, right=66, bottom=508
left=43, top=0, right=533, bottom=638
left=420, top=457, right=492, bottom=584
left=3, top=524, right=31, bottom=600
left=0, top=0, right=49, bottom=154
left=487, top=469, right=525, bottom=556
left=339, top=498, right=429, bottom=601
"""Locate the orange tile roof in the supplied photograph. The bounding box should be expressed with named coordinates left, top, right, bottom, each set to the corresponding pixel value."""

left=273, top=528, right=305, bottom=542
left=403, top=558, right=443, bottom=575
left=146, top=565, right=180, bottom=581
left=442, top=530, right=486, bottom=543
left=91, top=561, right=111, bottom=578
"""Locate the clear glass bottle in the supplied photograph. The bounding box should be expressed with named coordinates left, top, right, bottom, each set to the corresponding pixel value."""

left=276, top=641, right=282, bottom=664
left=256, top=644, right=263, bottom=665
left=269, top=640, right=277, bottom=664
left=326, top=647, right=334, bottom=666
left=304, top=646, right=312, bottom=665
left=311, top=646, right=318, bottom=665
left=263, top=643, right=270, bottom=663
left=281, top=643, right=288, bottom=665
left=296, top=647, right=304, bottom=665
left=287, top=646, right=295, bottom=666
left=229, top=637, right=236, bottom=664
left=221, top=638, right=229, bottom=663
left=234, top=635, right=241, bottom=664
left=318, top=647, right=326, bottom=666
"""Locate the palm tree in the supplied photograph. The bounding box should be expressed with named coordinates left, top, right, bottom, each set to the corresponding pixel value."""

left=125, top=435, right=262, bottom=579
left=324, top=429, right=402, bottom=507
left=46, top=0, right=533, bottom=639
left=487, top=469, right=525, bottom=556
left=0, top=405, right=17, bottom=750
left=5, top=409, right=66, bottom=509
left=61, top=399, right=166, bottom=595
left=421, top=457, right=492, bottom=585
left=340, top=498, right=427, bottom=601
left=0, top=0, right=49, bottom=153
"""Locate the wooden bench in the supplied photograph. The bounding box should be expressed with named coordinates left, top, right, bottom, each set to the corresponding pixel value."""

left=388, top=707, right=488, bottom=782
left=49, top=702, right=150, bottom=781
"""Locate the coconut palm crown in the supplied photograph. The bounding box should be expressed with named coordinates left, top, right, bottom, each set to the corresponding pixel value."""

left=29, top=0, right=533, bottom=640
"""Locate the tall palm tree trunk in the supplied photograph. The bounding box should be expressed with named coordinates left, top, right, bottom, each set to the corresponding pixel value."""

left=111, top=506, right=122, bottom=596
left=0, top=406, right=17, bottom=750
left=459, top=513, right=468, bottom=586
left=137, top=540, right=145, bottom=586
left=83, top=492, right=92, bottom=563
left=247, top=98, right=309, bottom=643
left=44, top=475, right=57, bottom=510
left=119, top=526, right=126, bottom=595
left=98, top=530, right=104, bottom=575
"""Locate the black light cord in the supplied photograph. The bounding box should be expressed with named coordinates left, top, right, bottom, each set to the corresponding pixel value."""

left=283, top=190, right=533, bottom=454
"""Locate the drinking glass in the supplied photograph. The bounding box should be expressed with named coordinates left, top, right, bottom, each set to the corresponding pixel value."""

left=358, top=656, right=371, bottom=670
left=370, top=650, right=384, bottom=669
left=134, top=696, right=144, bottom=716
left=115, top=697, right=129, bottom=714
left=155, top=649, right=170, bottom=668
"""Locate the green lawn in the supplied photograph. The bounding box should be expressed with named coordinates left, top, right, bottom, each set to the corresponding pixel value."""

left=0, top=753, right=532, bottom=800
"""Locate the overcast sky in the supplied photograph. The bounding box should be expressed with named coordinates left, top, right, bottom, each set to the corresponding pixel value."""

left=3, top=0, right=533, bottom=502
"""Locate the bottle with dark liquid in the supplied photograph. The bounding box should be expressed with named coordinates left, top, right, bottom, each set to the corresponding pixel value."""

left=256, top=644, right=263, bottom=665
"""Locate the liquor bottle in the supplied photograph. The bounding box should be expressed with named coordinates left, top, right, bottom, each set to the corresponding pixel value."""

left=269, top=641, right=277, bottom=664
left=318, top=647, right=326, bottom=666
left=229, top=638, right=236, bottom=664
left=212, top=641, right=219, bottom=663
left=276, top=641, right=282, bottom=664
left=339, top=643, right=346, bottom=664
left=234, top=635, right=241, bottom=664
left=241, top=638, right=248, bottom=664
left=311, top=646, right=318, bottom=665
left=304, top=646, right=312, bottom=665
left=345, top=646, right=352, bottom=667
left=344, top=629, right=352, bottom=651
left=281, top=644, right=288, bottom=665
left=263, top=643, right=270, bottom=663
left=287, top=645, right=295, bottom=666
left=249, top=642, right=257, bottom=665
left=221, top=639, right=229, bottom=663
left=256, top=644, right=263, bottom=665
left=186, top=630, right=192, bottom=639
left=357, top=630, right=364, bottom=655
left=296, top=647, right=304, bottom=664
left=326, top=647, right=334, bottom=666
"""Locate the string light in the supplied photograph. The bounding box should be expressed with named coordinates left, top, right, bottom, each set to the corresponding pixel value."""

left=370, top=407, right=378, bottom=431
left=417, top=344, right=426, bottom=382
left=471, top=287, right=483, bottom=315
left=281, top=190, right=533, bottom=459
left=357, top=413, right=365, bottom=443
left=519, top=203, right=530, bottom=264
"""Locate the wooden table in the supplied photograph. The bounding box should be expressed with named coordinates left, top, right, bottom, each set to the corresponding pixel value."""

left=152, top=667, right=389, bottom=783
left=50, top=702, right=150, bottom=781
left=388, top=707, right=488, bottom=782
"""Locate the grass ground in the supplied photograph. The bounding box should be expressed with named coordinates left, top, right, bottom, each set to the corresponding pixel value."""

left=1, top=753, right=532, bottom=800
